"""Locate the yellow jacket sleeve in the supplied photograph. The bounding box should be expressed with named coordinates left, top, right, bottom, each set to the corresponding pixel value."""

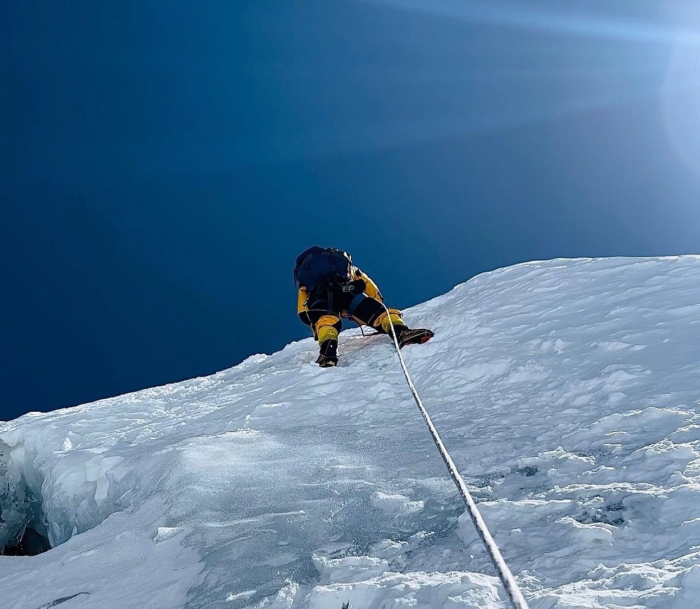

left=353, top=267, right=383, bottom=302
left=297, top=287, right=312, bottom=326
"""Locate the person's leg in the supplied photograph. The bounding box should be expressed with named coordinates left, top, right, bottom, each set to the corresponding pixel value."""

left=307, top=289, right=342, bottom=366
left=347, top=293, right=406, bottom=334
left=348, top=293, right=434, bottom=347
left=312, top=314, right=341, bottom=366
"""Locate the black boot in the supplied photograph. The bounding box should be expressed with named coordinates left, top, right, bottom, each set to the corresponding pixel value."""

left=316, top=338, right=338, bottom=367
left=394, top=326, right=434, bottom=348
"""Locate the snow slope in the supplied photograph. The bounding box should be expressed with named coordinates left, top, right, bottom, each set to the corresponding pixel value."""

left=2, top=257, right=700, bottom=609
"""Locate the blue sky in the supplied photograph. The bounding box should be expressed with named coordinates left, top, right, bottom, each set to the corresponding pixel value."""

left=2, top=0, right=700, bottom=420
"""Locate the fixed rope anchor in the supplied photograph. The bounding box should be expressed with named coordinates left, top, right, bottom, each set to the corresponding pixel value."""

left=380, top=304, right=530, bottom=609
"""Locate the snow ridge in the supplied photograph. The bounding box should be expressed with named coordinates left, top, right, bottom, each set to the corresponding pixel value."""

left=1, top=256, right=700, bottom=609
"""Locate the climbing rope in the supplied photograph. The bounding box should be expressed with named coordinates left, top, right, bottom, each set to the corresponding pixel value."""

left=380, top=304, right=530, bottom=609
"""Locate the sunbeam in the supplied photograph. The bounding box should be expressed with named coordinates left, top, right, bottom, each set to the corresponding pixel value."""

left=363, top=0, right=700, bottom=46
left=253, top=79, right=676, bottom=163
left=661, top=5, right=700, bottom=178
left=227, top=1, right=698, bottom=164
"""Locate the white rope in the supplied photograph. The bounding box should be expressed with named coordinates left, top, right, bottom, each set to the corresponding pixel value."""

left=380, top=305, right=530, bottom=609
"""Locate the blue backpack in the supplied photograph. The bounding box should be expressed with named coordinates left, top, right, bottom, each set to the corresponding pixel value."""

left=294, top=246, right=353, bottom=291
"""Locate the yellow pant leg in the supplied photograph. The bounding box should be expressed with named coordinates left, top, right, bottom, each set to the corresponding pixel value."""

left=315, top=314, right=341, bottom=343
left=374, top=309, right=404, bottom=333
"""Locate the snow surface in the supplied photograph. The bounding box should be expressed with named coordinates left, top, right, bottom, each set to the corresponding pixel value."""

left=2, top=256, right=700, bottom=609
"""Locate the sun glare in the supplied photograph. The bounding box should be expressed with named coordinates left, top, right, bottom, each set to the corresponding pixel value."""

left=366, top=0, right=700, bottom=46
left=662, top=6, right=700, bottom=177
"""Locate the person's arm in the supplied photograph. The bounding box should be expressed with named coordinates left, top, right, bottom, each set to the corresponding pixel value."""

left=352, top=267, right=383, bottom=301
left=297, top=287, right=312, bottom=326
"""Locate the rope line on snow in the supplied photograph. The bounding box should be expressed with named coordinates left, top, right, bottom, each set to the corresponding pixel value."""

left=380, top=304, right=530, bottom=609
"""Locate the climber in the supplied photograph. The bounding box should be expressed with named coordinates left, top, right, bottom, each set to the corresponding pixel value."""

left=294, top=246, right=434, bottom=367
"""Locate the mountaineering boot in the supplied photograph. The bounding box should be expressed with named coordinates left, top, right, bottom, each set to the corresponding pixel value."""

left=316, top=353, right=338, bottom=368
left=395, top=326, right=434, bottom=348
left=316, top=338, right=339, bottom=367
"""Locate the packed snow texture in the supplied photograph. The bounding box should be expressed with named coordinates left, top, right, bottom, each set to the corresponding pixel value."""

left=2, top=257, right=700, bottom=609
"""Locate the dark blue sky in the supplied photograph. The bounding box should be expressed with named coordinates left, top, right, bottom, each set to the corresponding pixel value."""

left=3, top=0, right=700, bottom=420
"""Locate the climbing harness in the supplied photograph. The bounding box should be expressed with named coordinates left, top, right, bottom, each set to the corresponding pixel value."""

left=381, top=303, right=530, bottom=609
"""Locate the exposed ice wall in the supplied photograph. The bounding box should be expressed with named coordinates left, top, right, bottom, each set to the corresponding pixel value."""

left=1, top=257, right=700, bottom=609
left=0, top=442, right=25, bottom=549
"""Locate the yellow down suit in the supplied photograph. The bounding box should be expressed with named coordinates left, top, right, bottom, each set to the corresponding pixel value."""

left=297, top=266, right=405, bottom=347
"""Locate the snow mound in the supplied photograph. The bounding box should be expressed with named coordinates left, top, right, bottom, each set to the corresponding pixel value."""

left=2, top=256, right=700, bottom=609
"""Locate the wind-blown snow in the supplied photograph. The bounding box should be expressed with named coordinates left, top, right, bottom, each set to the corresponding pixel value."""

left=2, top=257, right=700, bottom=609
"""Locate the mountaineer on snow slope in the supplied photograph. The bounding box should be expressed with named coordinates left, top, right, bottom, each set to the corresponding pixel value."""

left=294, top=246, right=434, bottom=367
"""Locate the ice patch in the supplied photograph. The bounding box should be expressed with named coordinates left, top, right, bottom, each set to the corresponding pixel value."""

left=371, top=492, right=425, bottom=516
left=2, top=256, right=700, bottom=606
